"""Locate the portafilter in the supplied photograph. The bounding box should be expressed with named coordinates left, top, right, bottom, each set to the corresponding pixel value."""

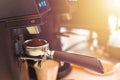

left=21, top=38, right=104, bottom=73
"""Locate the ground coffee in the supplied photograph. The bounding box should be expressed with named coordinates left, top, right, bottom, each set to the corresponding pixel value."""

left=26, top=38, right=46, bottom=47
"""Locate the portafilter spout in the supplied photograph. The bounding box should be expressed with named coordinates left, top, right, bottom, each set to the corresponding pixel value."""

left=50, top=50, right=104, bottom=74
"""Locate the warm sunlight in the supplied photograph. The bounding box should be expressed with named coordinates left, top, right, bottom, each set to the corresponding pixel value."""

left=118, top=18, right=120, bottom=27
left=108, top=15, right=120, bottom=47
left=112, top=0, right=120, bottom=9
left=105, top=0, right=120, bottom=13
left=108, top=16, right=117, bottom=32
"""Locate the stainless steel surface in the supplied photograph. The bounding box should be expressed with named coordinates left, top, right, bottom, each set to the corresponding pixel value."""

left=24, top=39, right=49, bottom=56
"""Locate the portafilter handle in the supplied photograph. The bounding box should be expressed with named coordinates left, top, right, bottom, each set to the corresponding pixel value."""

left=51, top=50, right=104, bottom=74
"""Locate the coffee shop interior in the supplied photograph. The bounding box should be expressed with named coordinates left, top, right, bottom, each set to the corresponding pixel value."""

left=1, top=0, right=120, bottom=80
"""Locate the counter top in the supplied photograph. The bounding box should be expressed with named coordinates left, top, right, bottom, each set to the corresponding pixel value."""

left=60, top=63, right=120, bottom=80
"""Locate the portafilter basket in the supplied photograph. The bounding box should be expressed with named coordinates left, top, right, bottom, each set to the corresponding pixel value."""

left=24, top=39, right=49, bottom=57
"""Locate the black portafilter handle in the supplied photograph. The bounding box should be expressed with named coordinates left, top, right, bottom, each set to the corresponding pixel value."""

left=53, top=51, right=104, bottom=73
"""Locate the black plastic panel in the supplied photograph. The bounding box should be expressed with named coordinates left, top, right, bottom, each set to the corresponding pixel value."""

left=0, top=0, right=50, bottom=21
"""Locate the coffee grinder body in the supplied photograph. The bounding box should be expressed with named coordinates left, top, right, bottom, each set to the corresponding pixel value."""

left=0, top=0, right=50, bottom=80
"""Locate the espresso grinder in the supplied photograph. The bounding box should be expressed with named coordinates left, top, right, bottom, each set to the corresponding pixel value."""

left=0, top=0, right=51, bottom=80
left=0, top=0, right=104, bottom=80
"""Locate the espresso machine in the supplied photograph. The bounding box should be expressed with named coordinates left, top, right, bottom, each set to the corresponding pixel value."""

left=0, top=0, right=105, bottom=80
